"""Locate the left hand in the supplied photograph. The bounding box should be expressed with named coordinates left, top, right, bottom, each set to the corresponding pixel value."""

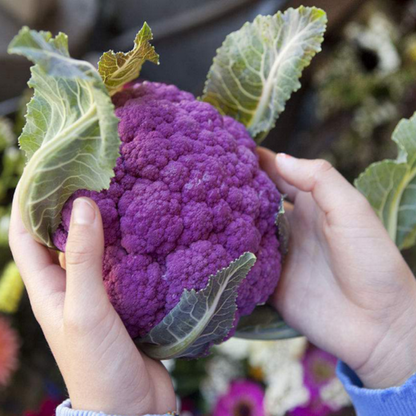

left=258, top=148, right=416, bottom=389
left=9, top=190, right=176, bottom=415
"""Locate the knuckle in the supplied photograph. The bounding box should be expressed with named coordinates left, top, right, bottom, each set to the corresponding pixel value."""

left=63, top=310, right=90, bottom=334
left=65, top=240, right=94, bottom=267
left=63, top=304, right=107, bottom=336
left=30, top=294, right=62, bottom=325
left=314, top=159, right=333, bottom=174
left=311, top=159, right=334, bottom=184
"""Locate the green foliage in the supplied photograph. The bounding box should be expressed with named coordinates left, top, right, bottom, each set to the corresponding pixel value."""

left=0, top=119, right=24, bottom=204
left=0, top=117, right=24, bottom=270
left=8, top=27, right=121, bottom=248
left=202, top=7, right=327, bottom=142
left=137, top=253, right=256, bottom=359
left=172, top=356, right=212, bottom=397
left=356, top=113, right=416, bottom=250
left=0, top=148, right=25, bottom=203
left=98, top=22, right=159, bottom=96
left=235, top=305, right=300, bottom=340
left=0, top=118, right=15, bottom=152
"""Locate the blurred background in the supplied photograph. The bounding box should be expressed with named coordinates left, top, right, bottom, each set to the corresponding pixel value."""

left=1, top=0, right=416, bottom=415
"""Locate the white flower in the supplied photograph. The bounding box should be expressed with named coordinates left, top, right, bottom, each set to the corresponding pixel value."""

left=320, top=378, right=351, bottom=410
left=217, top=337, right=307, bottom=374
left=214, top=337, right=309, bottom=414
left=265, top=360, right=309, bottom=416
left=215, top=337, right=252, bottom=360
left=345, top=12, right=400, bottom=74
left=247, top=338, right=307, bottom=375
left=200, top=354, right=244, bottom=406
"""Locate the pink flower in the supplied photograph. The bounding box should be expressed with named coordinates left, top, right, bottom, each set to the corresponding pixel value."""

left=290, top=344, right=338, bottom=416
left=0, top=316, right=19, bottom=387
left=302, top=345, right=337, bottom=392
left=213, top=380, right=265, bottom=416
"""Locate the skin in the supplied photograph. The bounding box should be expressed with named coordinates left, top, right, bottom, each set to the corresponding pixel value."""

left=9, top=194, right=176, bottom=415
left=258, top=149, right=416, bottom=390
left=9, top=151, right=416, bottom=414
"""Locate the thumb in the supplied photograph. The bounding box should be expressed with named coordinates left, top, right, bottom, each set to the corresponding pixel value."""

left=65, top=197, right=109, bottom=309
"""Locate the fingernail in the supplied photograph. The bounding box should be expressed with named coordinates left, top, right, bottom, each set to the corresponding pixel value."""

left=276, top=153, right=296, bottom=166
left=72, top=198, right=96, bottom=225
left=276, top=153, right=293, bottom=159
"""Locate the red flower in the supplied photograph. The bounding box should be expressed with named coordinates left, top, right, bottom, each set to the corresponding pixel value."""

left=0, top=316, right=19, bottom=387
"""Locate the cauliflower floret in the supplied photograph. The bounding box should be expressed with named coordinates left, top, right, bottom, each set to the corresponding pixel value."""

left=54, top=81, right=282, bottom=339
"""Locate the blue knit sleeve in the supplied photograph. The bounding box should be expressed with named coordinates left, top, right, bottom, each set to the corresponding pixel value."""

left=337, top=361, right=416, bottom=415
left=56, top=400, right=176, bottom=416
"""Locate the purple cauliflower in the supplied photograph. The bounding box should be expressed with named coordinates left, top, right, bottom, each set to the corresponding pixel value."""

left=53, top=81, right=282, bottom=340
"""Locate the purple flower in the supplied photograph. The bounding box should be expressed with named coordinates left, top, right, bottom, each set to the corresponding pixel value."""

left=213, top=380, right=265, bottom=416
left=303, top=344, right=337, bottom=392
left=290, top=344, right=339, bottom=416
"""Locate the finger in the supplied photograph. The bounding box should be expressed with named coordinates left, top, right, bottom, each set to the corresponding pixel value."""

left=274, top=154, right=369, bottom=216
left=65, top=198, right=109, bottom=309
left=257, top=147, right=299, bottom=201
left=9, top=184, right=66, bottom=304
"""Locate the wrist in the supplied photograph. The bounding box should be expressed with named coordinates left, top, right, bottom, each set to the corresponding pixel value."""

left=68, top=383, right=158, bottom=416
left=69, top=381, right=176, bottom=416
left=352, top=289, right=416, bottom=389
left=71, top=396, right=153, bottom=416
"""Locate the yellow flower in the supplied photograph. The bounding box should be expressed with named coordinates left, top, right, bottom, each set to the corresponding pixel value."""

left=0, top=262, right=24, bottom=314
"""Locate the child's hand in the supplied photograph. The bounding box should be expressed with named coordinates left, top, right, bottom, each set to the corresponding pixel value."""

left=9, top=192, right=176, bottom=415
left=258, top=148, right=416, bottom=390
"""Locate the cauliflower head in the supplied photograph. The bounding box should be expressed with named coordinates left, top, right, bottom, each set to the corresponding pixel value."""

left=53, top=81, right=282, bottom=340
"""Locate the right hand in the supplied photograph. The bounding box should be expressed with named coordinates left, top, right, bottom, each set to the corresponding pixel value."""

left=9, top=191, right=176, bottom=415
left=258, top=148, right=416, bottom=390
